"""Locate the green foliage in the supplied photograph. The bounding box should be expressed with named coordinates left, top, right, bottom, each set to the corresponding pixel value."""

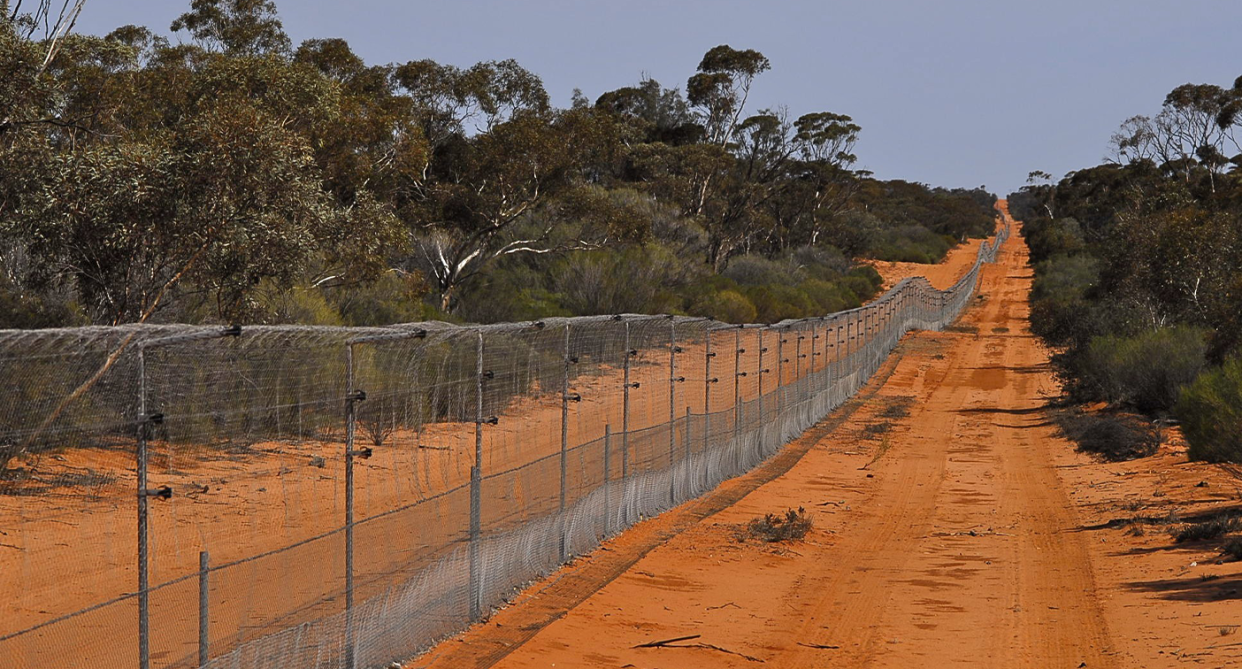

left=0, top=277, right=87, bottom=329
left=691, top=289, right=757, bottom=324
left=722, top=255, right=799, bottom=286
left=246, top=282, right=344, bottom=325
left=1085, top=326, right=1209, bottom=414
left=745, top=284, right=818, bottom=323
left=868, top=225, right=955, bottom=263
left=1028, top=254, right=1102, bottom=348
left=852, top=180, right=997, bottom=243
left=799, top=279, right=857, bottom=314
left=1031, top=254, right=1098, bottom=303
left=332, top=272, right=443, bottom=326
left=831, top=182, right=997, bottom=263
left=1177, top=357, right=1242, bottom=462
left=0, top=2, right=990, bottom=330
left=1018, top=75, right=1242, bottom=472
left=171, top=0, right=292, bottom=55
left=1023, top=216, right=1086, bottom=264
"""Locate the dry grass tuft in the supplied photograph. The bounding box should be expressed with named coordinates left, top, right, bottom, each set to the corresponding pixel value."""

left=742, top=507, right=813, bottom=543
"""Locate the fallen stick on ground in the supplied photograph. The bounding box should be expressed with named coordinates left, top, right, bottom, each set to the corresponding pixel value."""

left=633, top=634, right=763, bottom=662
left=633, top=634, right=701, bottom=648
left=797, top=642, right=841, bottom=649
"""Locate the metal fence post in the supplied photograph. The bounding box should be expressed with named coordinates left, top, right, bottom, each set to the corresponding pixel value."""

left=132, top=326, right=237, bottom=669
left=846, top=317, right=852, bottom=365
left=343, top=342, right=360, bottom=669
left=136, top=346, right=150, bottom=669
left=734, top=327, right=743, bottom=443
left=668, top=317, right=678, bottom=505
left=757, top=329, right=766, bottom=429
left=198, top=550, right=209, bottom=668
left=776, top=329, right=784, bottom=416
left=622, top=321, right=632, bottom=481
left=795, top=330, right=803, bottom=402
left=704, top=329, right=714, bottom=455
left=603, top=424, right=612, bottom=536
left=832, top=321, right=840, bottom=401
left=684, top=405, right=692, bottom=459
left=469, top=330, right=484, bottom=621
left=559, top=323, right=570, bottom=562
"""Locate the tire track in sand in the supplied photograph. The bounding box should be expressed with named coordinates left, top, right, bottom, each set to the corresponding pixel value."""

left=418, top=206, right=1118, bottom=668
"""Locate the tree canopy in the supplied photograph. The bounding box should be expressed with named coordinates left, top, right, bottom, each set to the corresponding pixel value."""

left=1, top=0, right=996, bottom=327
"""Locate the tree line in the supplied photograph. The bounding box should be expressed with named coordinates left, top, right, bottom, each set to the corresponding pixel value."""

left=1012, top=75, right=1242, bottom=462
left=1, top=0, right=996, bottom=329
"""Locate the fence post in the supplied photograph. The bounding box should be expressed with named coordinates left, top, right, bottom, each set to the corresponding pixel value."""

left=560, top=323, right=571, bottom=562
left=734, top=327, right=743, bottom=444
left=130, top=327, right=239, bottom=669
left=775, top=329, right=783, bottom=418
left=704, top=329, right=714, bottom=455
left=795, top=330, right=803, bottom=402
left=136, top=346, right=150, bottom=669
left=757, top=329, right=766, bottom=430
left=846, top=317, right=853, bottom=366
left=834, top=319, right=842, bottom=402
left=469, top=330, right=484, bottom=621
left=198, top=550, right=209, bottom=668
left=805, top=326, right=811, bottom=383
left=668, top=316, right=678, bottom=505
left=622, top=321, right=632, bottom=481
left=603, top=424, right=612, bottom=536
left=343, top=342, right=360, bottom=669
left=685, top=405, right=692, bottom=459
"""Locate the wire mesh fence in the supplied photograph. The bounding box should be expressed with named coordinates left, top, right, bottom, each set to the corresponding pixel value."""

left=0, top=225, right=1008, bottom=669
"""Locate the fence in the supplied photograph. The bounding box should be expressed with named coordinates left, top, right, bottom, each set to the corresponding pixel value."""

left=0, top=224, right=1007, bottom=669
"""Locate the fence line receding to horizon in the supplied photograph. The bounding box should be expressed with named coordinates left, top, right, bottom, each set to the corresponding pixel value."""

left=0, top=222, right=1008, bottom=669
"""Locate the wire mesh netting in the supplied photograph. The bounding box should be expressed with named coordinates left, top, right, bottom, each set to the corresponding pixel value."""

left=0, top=225, right=1008, bottom=669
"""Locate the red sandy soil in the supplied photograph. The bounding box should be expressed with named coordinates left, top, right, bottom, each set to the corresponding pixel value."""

left=412, top=204, right=1242, bottom=669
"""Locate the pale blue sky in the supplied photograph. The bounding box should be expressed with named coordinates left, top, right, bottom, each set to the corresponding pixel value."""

left=75, top=0, right=1242, bottom=196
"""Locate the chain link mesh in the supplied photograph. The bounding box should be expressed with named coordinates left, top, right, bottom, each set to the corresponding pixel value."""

left=0, top=225, right=1008, bottom=669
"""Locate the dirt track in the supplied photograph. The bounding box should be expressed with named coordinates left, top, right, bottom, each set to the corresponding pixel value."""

left=415, top=205, right=1242, bottom=668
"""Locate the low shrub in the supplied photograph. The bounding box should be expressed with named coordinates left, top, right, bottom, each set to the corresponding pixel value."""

left=1177, top=357, right=1242, bottom=462
left=1024, top=217, right=1086, bottom=264
left=839, top=266, right=883, bottom=304
left=869, top=224, right=956, bottom=263
left=1085, top=326, right=1209, bottom=414
left=799, top=279, right=857, bottom=314
left=744, top=507, right=813, bottom=542
left=1222, top=537, right=1242, bottom=561
left=1173, top=512, right=1241, bottom=543
left=1054, top=410, right=1160, bottom=461
left=0, top=277, right=87, bottom=328
left=879, top=396, right=915, bottom=419
left=745, top=284, right=817, bottom=323
left=862, top=421, right=893, bottom=439
left=692, top=289, right=757, bottom=324
left=722, top=254, right=800, bottom=287
left=1031, top=254, right=1098, bottom=303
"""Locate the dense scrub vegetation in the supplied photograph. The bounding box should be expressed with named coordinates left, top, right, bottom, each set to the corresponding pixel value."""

left=1013, top=76, right=1242, bottom=462
left=0, top=0, right=994, bottom=328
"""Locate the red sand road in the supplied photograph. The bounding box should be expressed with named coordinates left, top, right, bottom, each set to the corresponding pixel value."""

left=415, top=204, right=1242, bottom=668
